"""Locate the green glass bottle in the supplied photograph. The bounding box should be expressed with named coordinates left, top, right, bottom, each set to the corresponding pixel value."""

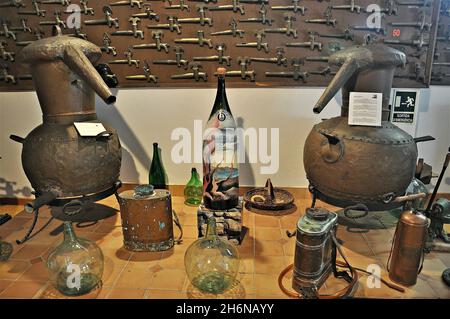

left=47, top=222, right=103, bottom=296
left=149, top=142, right=168, bottom=189
left=184, top=167, right=203, bottom=206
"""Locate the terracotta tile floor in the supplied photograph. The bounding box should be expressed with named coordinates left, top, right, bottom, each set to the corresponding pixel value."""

left=0, top=194, right=449, bottom=299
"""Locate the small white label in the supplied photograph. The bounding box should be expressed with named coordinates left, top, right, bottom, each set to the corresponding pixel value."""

left=74, top=122, right=107, bottom=137
left=348, top=92, right=382, bottom=127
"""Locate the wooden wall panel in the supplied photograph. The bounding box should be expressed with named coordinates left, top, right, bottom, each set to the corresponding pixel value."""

left=431, top=0, right=450, bottom=84
left=0, top=0, right=440, bottom=90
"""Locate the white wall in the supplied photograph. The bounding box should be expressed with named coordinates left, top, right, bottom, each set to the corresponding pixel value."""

left=0, top=86, right=449, bottom=198
left=415, top=87, right=450, bottom=193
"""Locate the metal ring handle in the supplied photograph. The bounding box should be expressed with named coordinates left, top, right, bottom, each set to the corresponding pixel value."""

left=172, top=210, right=183, bottom=244
left=343, top=204, right=369, bottom=219
left=320, top=133, right=344, bottom=164
left=62, top=200, right=84, bottom=216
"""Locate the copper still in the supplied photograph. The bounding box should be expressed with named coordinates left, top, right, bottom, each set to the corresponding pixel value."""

left=10, top=29, right=121, bottom=208
left=388, top=193, right=429, bottom=286
left=117, top=185, right=182, bottom=252
left=303, top=44, right=428, bottom=210
left=9, top=28, right=122, bottom=243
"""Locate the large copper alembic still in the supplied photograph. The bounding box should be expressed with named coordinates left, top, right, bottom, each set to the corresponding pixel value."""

left=9, top=27, right=122, bottom=243
left=303, top=43, right=432, bottom=211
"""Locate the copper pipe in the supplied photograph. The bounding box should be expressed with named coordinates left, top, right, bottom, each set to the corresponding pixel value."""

left=24, top=191, right=58, bottom=213
left=313, top=59, right=357, bottom=113
left=63, top=45, right=116, bottom=105
left=393, top=192, right=426, bottom=203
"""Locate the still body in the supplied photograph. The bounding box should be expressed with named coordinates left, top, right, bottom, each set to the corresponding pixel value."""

left=203, top=109, right=239, bottom=210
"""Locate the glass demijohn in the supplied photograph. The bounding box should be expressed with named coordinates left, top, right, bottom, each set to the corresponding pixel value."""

left=184, top=167, right=203, bottom=206
left=47, top=222, right=104, bottom=296
left=184, top=218, right=239, bottom=294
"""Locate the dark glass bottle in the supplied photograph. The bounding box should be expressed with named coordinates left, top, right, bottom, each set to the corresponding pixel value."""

left=149, top=142, right=168, bottom=189
left=203, top=68, right=239, bottom=210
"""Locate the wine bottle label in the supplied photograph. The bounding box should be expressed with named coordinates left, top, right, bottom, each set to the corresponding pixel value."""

left=203, top=110, right=239, bottom=210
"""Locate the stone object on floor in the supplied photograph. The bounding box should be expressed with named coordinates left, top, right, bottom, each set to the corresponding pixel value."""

left=197, top=197, right=244, bottom=245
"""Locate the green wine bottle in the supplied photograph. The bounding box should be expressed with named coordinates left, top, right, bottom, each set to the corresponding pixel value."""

left=149, top=142, right=168, bottom=189
left=184, top=167, right=203, bottom=206
left=203, top=68, right=239, bottom=210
